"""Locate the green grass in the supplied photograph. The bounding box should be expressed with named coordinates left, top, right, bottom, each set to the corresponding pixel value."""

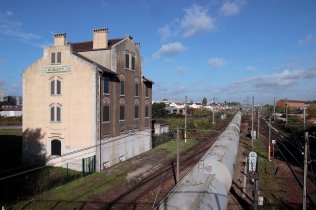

left=9, top=138, right=200, bottom=210
left=11, top=165, right=131, bottom=210
left=155, top=138, right=199, bottom=156
left=0, top=129, right=22, bottom=136
left=251, top=139, right=287, bottom=210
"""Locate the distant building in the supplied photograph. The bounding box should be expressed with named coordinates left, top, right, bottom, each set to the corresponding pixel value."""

left=23, top=28, right=153, bottom=171
left=152, top=119, right=169, bottom=135
left=0, top=105, right=22, bottom=117
left=2, top=96, right=18, bottom=105
left=0, top=89, right=4, bottom=102
left=276, top=99, right=307, bottom=109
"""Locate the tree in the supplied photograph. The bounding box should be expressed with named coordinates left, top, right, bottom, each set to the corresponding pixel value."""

left=307, top=104, right=316, bottom=118
left=152, top=102, right=169, bottom=118
left=202, top=97, right=207, bottom=106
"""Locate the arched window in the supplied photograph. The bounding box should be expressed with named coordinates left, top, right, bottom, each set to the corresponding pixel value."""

left=135, top=78, right=139, bottom=97
left=51, top=139, right=61, bottom=156
left=119, top=98, right=125, bottom=121
left=134, top=99, right=139, bottom=119
left=50, top=104, right=62, bottom=122
left=50, top=77, right=62, bottom=95
left=102, top=97, right=110, bottom=122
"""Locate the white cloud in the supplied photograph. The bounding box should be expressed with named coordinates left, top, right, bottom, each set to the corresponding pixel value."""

left=220, top=2, right=240, bottom=17
left=158, top=25, right=173, bottom=40
left=181, top=4, right=215, bottom=37
left=0, top=11, right=42, bottom=46
left=153, top=42, right=186, bottom=59
left=299, top=33, right=313, bottom=46
left=212, top=67, right=316, bottom=96
left=208, top=57, right=225, bottom=69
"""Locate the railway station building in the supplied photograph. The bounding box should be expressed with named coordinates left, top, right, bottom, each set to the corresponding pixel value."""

left=22, top=28, right=153, bottom=171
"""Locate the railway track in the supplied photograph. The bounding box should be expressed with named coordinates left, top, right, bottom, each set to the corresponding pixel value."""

left=103, top=134, right=217, bottom=209
left=258, top=116, right=316, bottom=209
left=100, top=117, right=234, bottom=210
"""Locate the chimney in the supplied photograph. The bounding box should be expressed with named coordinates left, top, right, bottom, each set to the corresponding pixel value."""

left=54, top=33, right=66, bottom=46
left=93, top=28, right=108, bottom=49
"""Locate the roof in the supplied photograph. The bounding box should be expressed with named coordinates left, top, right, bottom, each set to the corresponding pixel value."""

left=152, top=119, right=169, bottom=125
left=70, top=38, right=124, bottom=52
left=72, top=52, right=117, bottom=75
left=143, top=76, right=154, bottom=84
left=1, top=105, right=22, bottom=111
left=277, top=99, right=307, bottom=104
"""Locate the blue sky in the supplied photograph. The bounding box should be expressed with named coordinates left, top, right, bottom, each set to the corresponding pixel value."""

left=0, top=0, right=316, bottom=104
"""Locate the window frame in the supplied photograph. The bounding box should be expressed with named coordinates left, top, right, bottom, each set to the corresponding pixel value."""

left=50, top=77, right=62, bottom=96
left=120, top=80, right=125, bottom=96
left=102, top=105, right=110, bottom=122
left=125, top=51, right=130, bottom=69
left=134, top=104, right=139, bottom=119
left=51, top=52, right=61, bottom=64
left=131, top=53, right=135, bottom=70
left=50, top=104, right=62, bottom=123
left=145, top=86, right=149, bottom=98
left=103, top=76, right=109, bottom=95
left=51, top=52, right=56, bottom=64
left=119, top=105, right=125, bottom=121
left=135, top=83, right=139, bottom=97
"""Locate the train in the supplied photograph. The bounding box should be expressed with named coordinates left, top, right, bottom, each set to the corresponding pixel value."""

left=156, top=111, right=242, bottom=210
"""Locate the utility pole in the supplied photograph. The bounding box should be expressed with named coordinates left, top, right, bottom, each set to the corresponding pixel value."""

left=257, top=108, right=260, bottom=139
left=304, top=106, right=306, bottom=130
left=303, top=132, right=309, bottom=210
left=273, top=97, right=276, bottom=121
left=184, top=96, right=187, bottom=142
left=212, top=110, right=215, bottom=125
left=285, top=97, right=288, bottom=125
left=268, top=117, right=271, bottom=161
left=252, top=96, right=254, bottom=143
left=176, top=127, right=180, bottom=183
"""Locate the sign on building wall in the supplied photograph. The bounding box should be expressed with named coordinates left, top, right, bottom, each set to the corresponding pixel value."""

left=42, top=65, right=71, bottom=74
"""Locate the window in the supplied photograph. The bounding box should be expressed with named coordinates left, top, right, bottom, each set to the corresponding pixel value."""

left=57, top=52, right=61, bottom=63
left=145, top=105, right=149, bottom=118
left=145, top=86, right=149, bottom=97
left=135, top=105, right=139, bottom=119
left=50, top=77, right=62, bottom=95
left=103, top=105, right=110, bottom=122
left=131, top=54, right=135, bottom=70
left=120, top=80, right=125, bottom=95
left=50, top=104, right=61, bottom=122
left=51, top=52, right=61, bottom=64
left=120, top=105, right=125, bottom=121
left=51, top=139, right=61, bottom=156
left=135, top=83, right=139, bottom=96
left=51, top=52, right=56, bottom=64
left=103, top=76, right=109, bottom=94
left=125, top=52, right=130, bottom=69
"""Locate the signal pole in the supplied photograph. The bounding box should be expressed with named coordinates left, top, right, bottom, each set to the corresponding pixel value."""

left=273, top=97, right=276, bottom=121
left=268, top=117, right=271, bottom=161
left=184, top=96, right=187, bottom=142
left=176, top=127, right=180, bottom=183
left=285, top=98, right=288, bottom=125
left=257, top=108, right=260, bottom=139
left=252, top=96, right=254, bottom=143
left=303, top=106, right=306, bottom=130
left=303, top=132, right=309, bottom=210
